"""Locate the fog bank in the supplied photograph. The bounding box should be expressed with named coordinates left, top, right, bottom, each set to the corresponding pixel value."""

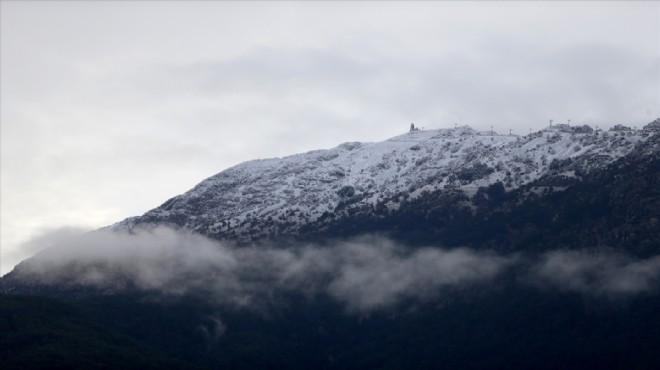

left=7, top=226, right=660, bottom=312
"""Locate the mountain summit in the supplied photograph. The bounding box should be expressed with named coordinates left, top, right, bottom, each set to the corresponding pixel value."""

left=110, top=121, right=658, bottom=243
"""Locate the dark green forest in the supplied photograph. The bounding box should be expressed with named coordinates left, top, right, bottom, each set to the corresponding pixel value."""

left=3, top=286, right=660, bottom=369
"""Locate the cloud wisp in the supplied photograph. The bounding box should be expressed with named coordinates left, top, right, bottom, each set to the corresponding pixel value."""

left=6, top=227, right=660, bottom=312
left=7, top=227, right=512, bottom=311
left=530, top=250, right=660, bottom=297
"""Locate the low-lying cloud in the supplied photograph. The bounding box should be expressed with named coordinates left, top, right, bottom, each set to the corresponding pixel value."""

left=326, top=243, right=510, bottom=311
left=531, top=250, right=660, bottom=296
left=6, top=226, right=660, bottom=312
left=7, top=227, right=512, bottom=311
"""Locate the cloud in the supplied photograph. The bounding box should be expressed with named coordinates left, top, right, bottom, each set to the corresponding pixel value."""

left=1, top=227, right=89, bottom=276
left=326, top=240, right=511, bottom=311
left=198, top=312, right=227, bottom=349
left=8, top=227, right=512, bottom=312
left=530, top=251, right=660, bottom=296
left=6, top=227, right=660, bottom=313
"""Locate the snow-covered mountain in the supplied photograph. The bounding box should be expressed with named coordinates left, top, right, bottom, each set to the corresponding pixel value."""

left=111, top=120, right=660, bottom=242
left=3, top=119, right=659, bottom=370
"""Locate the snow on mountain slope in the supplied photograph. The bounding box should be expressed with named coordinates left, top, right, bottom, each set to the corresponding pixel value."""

left=111, top=122, right=658, bottom=240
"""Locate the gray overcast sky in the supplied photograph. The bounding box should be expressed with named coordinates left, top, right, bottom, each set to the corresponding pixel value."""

left=1, top=1, right=659, bottom=274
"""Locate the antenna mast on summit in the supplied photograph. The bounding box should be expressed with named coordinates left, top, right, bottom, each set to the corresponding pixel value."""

left=549, top=119, right=553, bottom=127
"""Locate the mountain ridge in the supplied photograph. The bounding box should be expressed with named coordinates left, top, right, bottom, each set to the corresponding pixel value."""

left=108, top=120, right=660, bottom=244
